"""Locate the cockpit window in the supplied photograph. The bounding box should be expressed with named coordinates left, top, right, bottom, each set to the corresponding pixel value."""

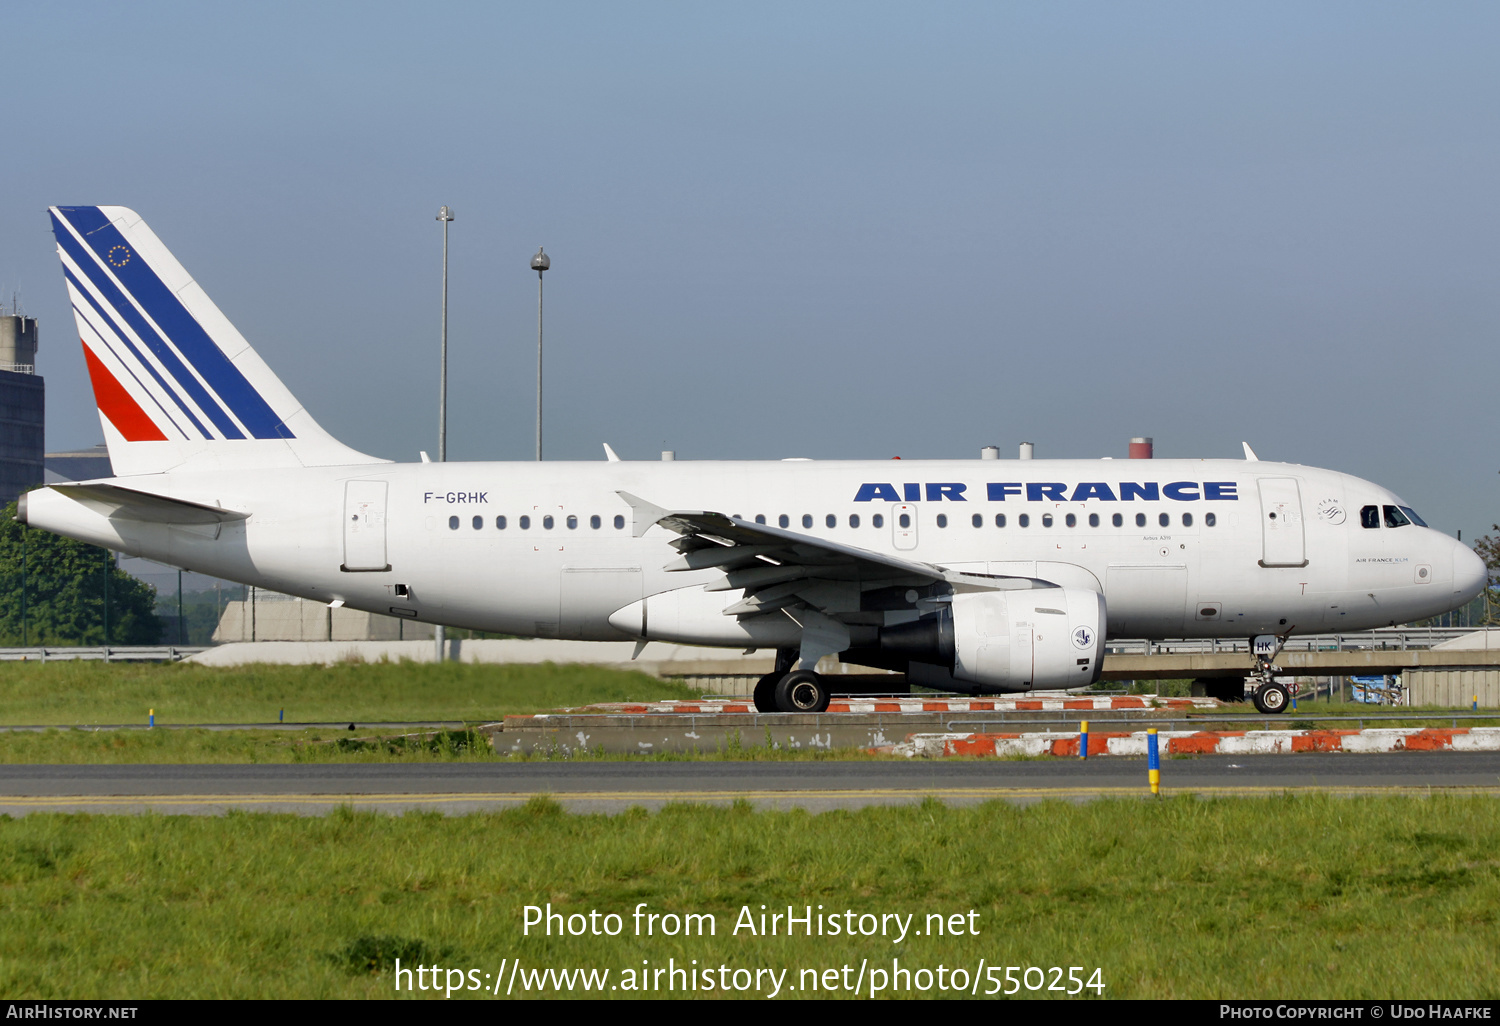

left=1383, top=505, right=1410, bottom=528
left=1399, top=506, right=1428, bottom=528
left=1360, top=505, right=1380, bottom=529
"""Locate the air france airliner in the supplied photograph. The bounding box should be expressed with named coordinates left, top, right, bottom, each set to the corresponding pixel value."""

left=19, top=207, right=1487, bottom=714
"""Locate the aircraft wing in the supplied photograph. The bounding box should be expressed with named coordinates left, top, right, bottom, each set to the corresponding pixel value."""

left=618, top=490, right=1053, bottom=621
left=50, top=483, right=249, bottom=525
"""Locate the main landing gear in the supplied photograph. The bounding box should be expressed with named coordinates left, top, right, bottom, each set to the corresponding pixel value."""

left=752, top=650, right=832, bottom=713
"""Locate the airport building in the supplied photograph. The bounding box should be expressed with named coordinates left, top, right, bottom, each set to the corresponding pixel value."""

left=44, top=444, right=113, bottom=483
left=212, top=591, right=435, bottom=643
left=0, top=313, right=43, bottom=508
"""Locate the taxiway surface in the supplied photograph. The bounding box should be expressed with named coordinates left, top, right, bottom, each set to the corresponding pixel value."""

left=1, top=753, right=1497, bottom=814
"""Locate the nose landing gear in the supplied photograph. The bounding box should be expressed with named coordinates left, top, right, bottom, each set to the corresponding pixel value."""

left=1248, top=631, right=1293, bottom=715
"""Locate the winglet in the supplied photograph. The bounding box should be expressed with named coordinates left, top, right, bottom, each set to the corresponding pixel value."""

left=616, top=490, right=671, bottom=538
left=603, top=443, right=621, bottom=462
left=1242, top=442, right=1260, bottom=461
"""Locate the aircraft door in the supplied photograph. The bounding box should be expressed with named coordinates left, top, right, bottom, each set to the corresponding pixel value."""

left=1257, top=478, right=1307, bottom=568
left=342, top=480, right=390, bottom=572
left=892, top=503, right=918, bottom=550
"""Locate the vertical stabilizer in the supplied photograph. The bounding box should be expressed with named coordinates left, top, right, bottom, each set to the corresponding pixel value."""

left=49, top=205, right=385, bottom=476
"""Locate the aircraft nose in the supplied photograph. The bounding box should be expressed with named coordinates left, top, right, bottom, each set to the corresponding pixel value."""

left=1454, top=542, right=1488, bottom=605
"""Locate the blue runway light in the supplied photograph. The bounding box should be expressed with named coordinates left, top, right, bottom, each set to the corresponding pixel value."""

left=1079, top=720, right=1089, bottom=759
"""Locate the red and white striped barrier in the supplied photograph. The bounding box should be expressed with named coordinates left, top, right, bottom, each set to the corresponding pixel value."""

left=570, top=696, right=1220, bottom=716
left=884, top=727, right=1500, bottom=759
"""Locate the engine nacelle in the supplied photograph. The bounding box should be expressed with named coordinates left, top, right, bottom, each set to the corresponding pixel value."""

left=950, top=587, right=1107, bottom=691
left=876, top=588, right=1107, bottom=692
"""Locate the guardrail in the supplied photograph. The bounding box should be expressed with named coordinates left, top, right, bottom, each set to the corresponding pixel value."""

left=1106, top=628, right=1474, bottom=656
left=0, top=646, right=207, bottom=662
left=0, top=362, right=34, bottom=374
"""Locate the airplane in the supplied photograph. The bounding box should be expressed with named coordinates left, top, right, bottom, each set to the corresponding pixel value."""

left=18, top=206, right=1488, bottom=716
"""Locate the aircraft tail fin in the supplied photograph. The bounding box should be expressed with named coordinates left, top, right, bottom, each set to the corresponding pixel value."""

left=49, top=205, right=385, bottom=476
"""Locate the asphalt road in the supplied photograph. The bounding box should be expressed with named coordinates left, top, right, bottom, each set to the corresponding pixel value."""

left=1, top=752, right=1498, bottom=814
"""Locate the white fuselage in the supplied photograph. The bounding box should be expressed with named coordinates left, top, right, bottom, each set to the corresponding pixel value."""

left=24, top=457, right=1486, bottom=646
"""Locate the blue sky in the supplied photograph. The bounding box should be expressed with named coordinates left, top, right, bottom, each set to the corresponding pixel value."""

left=4, top=1, right=1498, bottom=537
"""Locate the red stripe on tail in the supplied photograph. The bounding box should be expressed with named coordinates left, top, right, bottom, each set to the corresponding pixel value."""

left=81, top=343, right=167, bottom=442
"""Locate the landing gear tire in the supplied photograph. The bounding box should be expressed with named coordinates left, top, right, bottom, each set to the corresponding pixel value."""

left=773, top=670, right=831, bottom=713
left=1253, top=682, right=1290, bottom=715
left=752, top=672, right=781, bottom=713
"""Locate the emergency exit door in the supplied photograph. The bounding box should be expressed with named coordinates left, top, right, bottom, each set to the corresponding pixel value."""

left=1257, top=477, right=1307, bottom=568
left=342, top=480, right=390, bottom=572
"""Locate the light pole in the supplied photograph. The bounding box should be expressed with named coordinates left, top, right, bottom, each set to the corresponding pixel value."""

left=435, top=205, right=454, bottom=662
left=532, top=247, right=549, bottom=460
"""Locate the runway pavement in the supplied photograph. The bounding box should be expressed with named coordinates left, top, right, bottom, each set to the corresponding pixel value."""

left=1, top=752, right=1498, bottom=814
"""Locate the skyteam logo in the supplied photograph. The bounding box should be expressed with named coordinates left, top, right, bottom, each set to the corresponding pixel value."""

left=1073, top=625, right=1095, bottom=650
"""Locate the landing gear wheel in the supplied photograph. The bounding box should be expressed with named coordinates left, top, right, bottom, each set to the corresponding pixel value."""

left=1253, top=681, right=1289, bottom=715
left=752, top=672, right=781, bottom=713
left=773, top=670, right=831, bottom=713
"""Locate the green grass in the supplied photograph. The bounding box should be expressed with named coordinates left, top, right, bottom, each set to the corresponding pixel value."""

left=0, top=795, right=1497, bottom=999
left=0, top=727, right=893, bottom=764
left=0, top=660, right=701, bottom=725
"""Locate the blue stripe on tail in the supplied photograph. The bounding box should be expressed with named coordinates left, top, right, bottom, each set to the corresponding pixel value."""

left=65, top=267, right=201, bottom=439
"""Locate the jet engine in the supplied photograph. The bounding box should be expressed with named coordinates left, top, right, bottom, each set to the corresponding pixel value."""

left=874, top=588, right=1107, bottom=693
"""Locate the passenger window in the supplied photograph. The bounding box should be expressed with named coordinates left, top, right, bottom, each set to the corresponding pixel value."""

left=1399, top=505, right=1428, bottom=527
left=936, top=513, right=948, bottom=528
left=849, top=514, right=860, bottom=528
left=972, top=513, right=983, bottom=528
left=448, top=516, right=459, bottom=530
left=519, top=515, right=531, bottom=530
left=873, top=513, right=884, bottom=528
left=1135, top=513, right=1146, bottom=528
left=1182, top=513, right=1193, bottom=527
left=1089, top=513, right=1099, bottom=527
left=590, top=515, right=601, bottom=529
left=472, top=515, right=483, bottom=530
left=779, top=515, right=790, bottom=528
left=802, top=514, right=813, bottom=528
left=613, top=515, right=625, bottom=529
left=1065, top=513, right=1076, bottom=528
left=826, top=514, right=836, bottom=528
left=1360, top=505, right=1380, bottom=529
left=1019, top=514, right=1030, bottom=528
left=496, top=515, right=507, bottom=529
left=755, top=514, right=766, bottom=525
left=1383, top=505, right=1410, bottom=528
left=1042, top=513, right=1053, bottom=527
left=1112, top=513, right=1123, bottom=527
left=994, top=513, right=1006, bottom=528
left=1205, top=512, right=1216, bottom=527
left=899, top=513, right=911, bottom=528
left=543, top=515, right=555, bottom=530
left=1158, top=512, right=1169, bottom=527
left=566, top=515, right=577, bottom=530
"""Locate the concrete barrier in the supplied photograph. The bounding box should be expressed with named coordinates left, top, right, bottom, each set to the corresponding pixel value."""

left=887, top=726, right=1500, bottom=758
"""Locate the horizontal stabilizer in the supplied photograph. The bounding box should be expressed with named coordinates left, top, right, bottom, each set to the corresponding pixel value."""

left=50, top=483, right=248, bottom=525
